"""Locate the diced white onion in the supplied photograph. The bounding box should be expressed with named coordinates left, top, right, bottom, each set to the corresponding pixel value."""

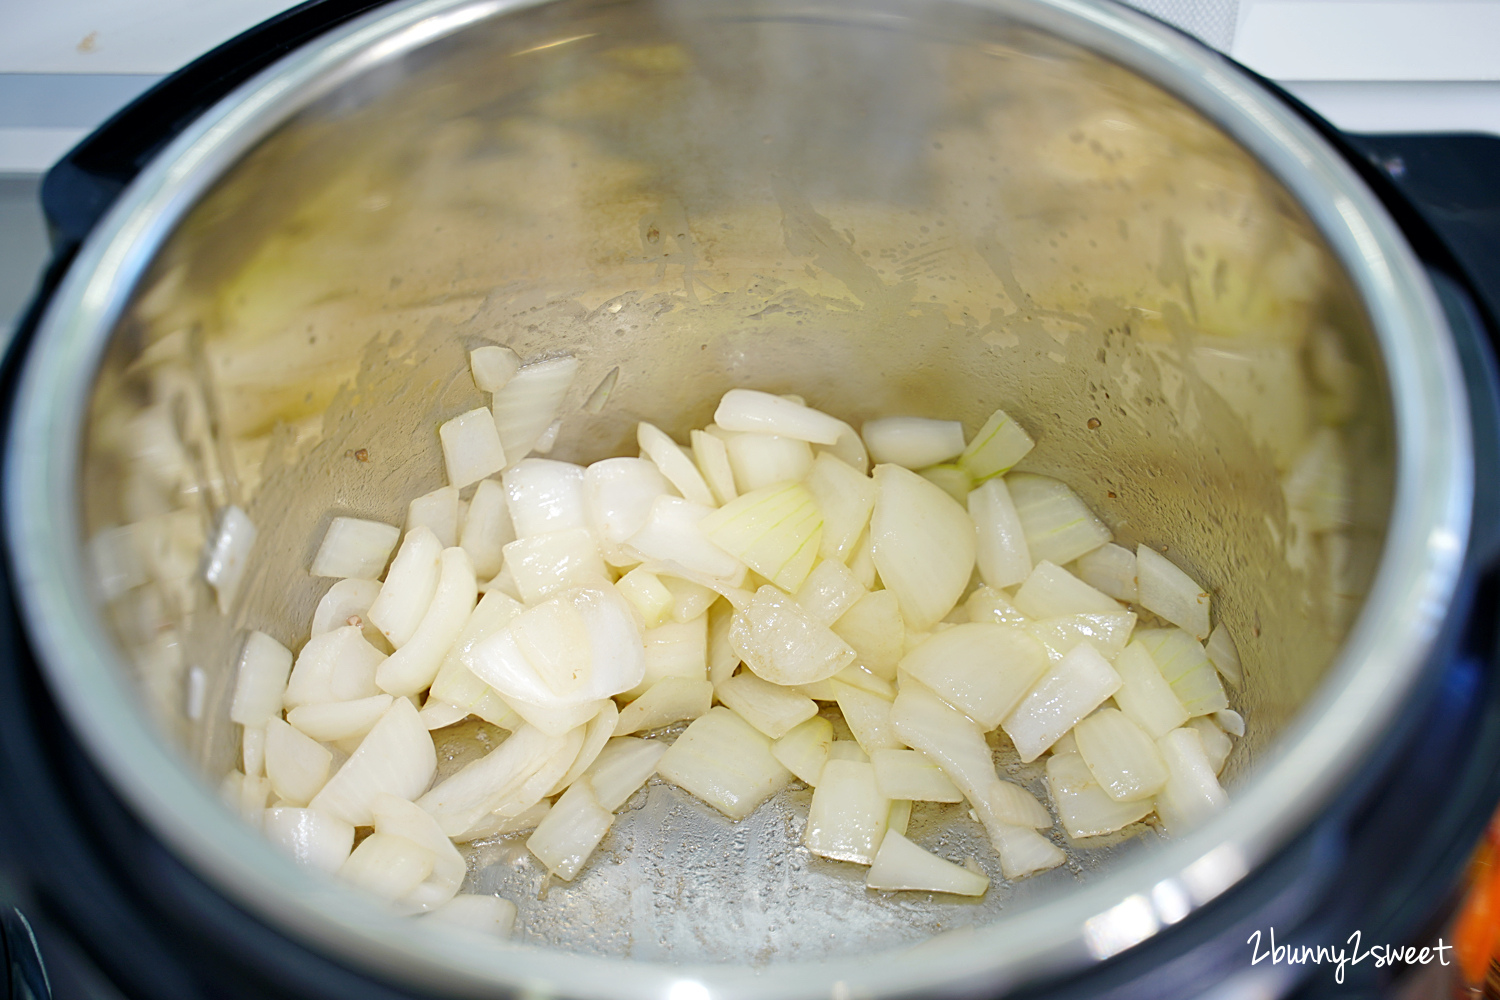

left=1205, top=623, right=1243, bottom=689
left=527, top=777, right=614, bottom=880
left=1075, top=542, right=1138, bottom=603
left=803, top=759, right=890, bottom=866
left=204, top=505, right=256, bottom=613
left=832, top=681, right=902, bottom=754
left=990, top=823, right=1066, bottom=880
left=584, top=736, right=667, bottom=811
left=309, top=698, right=436, bottom=827
left=1006, top=473, right=1111, bottom=566
left=861, top=417, right=965, bottom=469
left=637, top=422, right=716, bottom=506
left=421, top=893, right=517, bottom=939
left=634, top=616, right=709, bottom=695
left=657, top=707, right=791, bottom=820
left=550, top=701, right=620, bottom=796
left=614, top=677, right=714, bottom=735
left=263, top=806, right=354, bottom=872
left=1013, top=560, right=1122, bottom=619
left=1187, top=716, right=1232, bottom=774
left=770, top=716, right=834, bottom=785
left=340, top=832, right=436, bottom=905
left=369, top=527, right=443, bottom=648
left=1135, top=545, right=1211, bottom=640
left=416, top=725, right=566, bottom=837
left=830, top=590, right=905, bottom=680
left=662, top=576, right=716, bottom=623
left=818, top=419, right=870, bottom=474
left=794, top=559, right=865, bottom=626
left=428, top=590, right=523, bottom=720
left=492, top=356, right=578, bottom=467
left=730, top=587, right=856, bottom=686
left=1045, top=752, right=1152, bottom=839
left=918, top=465, right=971, bottom=505
left=286, top=694, right=393, bottom=743
left=504, top=458, right=589, bottom=538
left=311, top=517, right=400, bottom=580
left=1074, top=707, right=1169, bottom=802
left=1026, top=612, right=1137, bottom=663
left=713, top=389, right=845, bottom=445
left=869, top=464, right=976, bottom=631
left=1110, top=641, right=1189, bottom=739
left=371, top=793, right=466, bottom=911
left=458, top=479, right=515, bottom=580
left=717, top=673, right=818, bottom=739
left=229, top=630, right=294, bottom=727
left=724, top=432, right=814, bottom=493
left=626, top=495, right=746, bottom=583
left=871, top=748, right=962, bottom=802
left=376, top=547, right=478, bottom=697
left=866, top=830, right=989, bottom=895
left=1154, top=727, right=1228, bottom=835
left=284, top=625, right=384, bottom=708
left=700, top=482, right=822, bottom=592
left=900, top=623, right=1048, bottom=730
left=419, top=698, right=468, bottom=730
left=804, top=452, right=876, bottom=564
left=1001, top=643, right=1122, bottom=762
left=407, top=487, right=460, bottom=549
left=311, top=578, right=383, bottom=637
left=965, top=586, right=1029, bottom=626
left=501, top=527, right=606, bottom=605
left=265, top=717, right=332, bottom=806
left=969, top=476, right=1031, bottom=589
left=439, top=408, right=507, bottom=489
left=1215, top=708, right=1246, bottom=738
left=958, top=407, right=1034, bottom=482
left=1133, top=628, right=1228, bottom=717
left=615, top=567, right=674, bottom=628
left=691, top=429, right=738, bottom=506
left=469, top=345, right=520, bottom=393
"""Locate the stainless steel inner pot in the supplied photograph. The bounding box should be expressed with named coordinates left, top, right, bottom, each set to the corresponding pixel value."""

left=6, top=0, right=1473, bottom=996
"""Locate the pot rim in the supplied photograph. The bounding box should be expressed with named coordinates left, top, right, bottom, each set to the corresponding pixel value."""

left=3, top=0, right=1473, bottom=996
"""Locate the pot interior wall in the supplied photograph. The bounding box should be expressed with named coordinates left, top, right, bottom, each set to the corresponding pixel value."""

left=80, top=0, right=1392, bottom=964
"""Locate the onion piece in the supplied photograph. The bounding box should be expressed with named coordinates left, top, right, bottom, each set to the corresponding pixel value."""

left=492, top=356, right=578, bottom=467
left=311, top=518, right=401, bottom=581
left=417, top=725, right=566, bottom=837
left=1205, top=623, right=1243, bottom=689
left=1110, top=641, right=1189, bottom=739
left=818, top=419, right=870, bottom=474
left=1187, top=716, right=1232, bottom=774
left=583, top=457, right=670, bottom=565
left=1155, top=727, right=1228, bottom=835
left=1045, top=752, right=1152, bottom=839
left=830, top=590, right=905, bottom=681
left=804, top=452, right=877, bottom=564
left=662, top=576, right=717, bottom=623
left=1006, top=473, right=1111, bottom=566
left=1001, top=643, right=1122, bottom=762
left=286, top=694, right=393, bottom=743
left=204, top=505, right=256, bottom=613
left=1013, top=561, right=1122, bottom=619
left=310, top=698, right=436, bottom=827
left=550, top=701, right=620, bottom=795
left=887, top=799, right=913, bottom=837
left=452, top=801, right=552, bottom=843
left=866, top=830, right=989, bottom=895
left=263, top=806, right=354, bottom=872
left=834, top=663, right=895, bottom=700
left=861, top=417, right=965, bottom=469
left=439, top=408, right=507, bottom=489
left=376, top=547, right=478, bottom=697
left=1215, top=708, right=1246, bottom=738
left=242, top=725, right=266, bottom=778
left=717, top=673, right=818, bottom=739
left=369, top=527, right=443, bottom=648
left=1074, top=707, right=1169, bottom=802
left=615, top=677, right=714, bottom=735
left=730, top=586, right=856, bottom=686
left=724, top=432, right=814, bottom=493
left=1026, top=612, right=1137, bottom=663
left=656, top=707, right=792, bottom=820
left=459, top=479, right=515, bottom=580
left=626, top=496, right=746, bottom=583
left=898, top=623, right=1048, bottom=729
left=691, top=429, right=738, bottom=507
left=407, top=487, right=461, bottom=549
left=869, top=464, right=976, bottom=631
left=713, top=389, right=845, bottom=444
left=311, top=578, right=383, bottom=637
left=584, top=736, right=667, bottom=811
left=1135, top=545, right=1211, bottom=640
left=504, top=459, right=589, bottom=538
left=829, top=740, right=869, bottom=764
left=771, top=715, right=834, bottom=785
left=699, top=482, right=822, bottom=592
left=795, top=558, right=865, bottom=627
left=964, top=588, right=1027, bottom=628
left=229, top=631, right=294, bottom=728
left=804, top=759, right=889, bottom=864
left=615, top=567, right=674, bottom=628
left=833, top=680, right=902, bottom=754
left=469, top=345, right=520, bottom=393
left=340, top=832, right=435, bottom=906
left=265, top=717, right=332, bottom=806
left=637, top=422, right=716, bottom=506
left=1075, top=542, right=1138, bottom=603
left=421, top=893, right=517, bottom=939
left=969, top=477, right=1031, bottom=589
left=428, top=590, right=524, bottom=727
left=284, top=625, right=384, bottom=708
left=1133, top=628, right=1228, bottom=717
left=501, top=527, right=607, bottom=605
left=918, top=465, right=971, bottom=505
left=958, top=407, right=1034, bottom=482
left=871, top=748, right=962, bottom=803
left=372, top=793, right=466, bottom=911
left=419, top=699, right=468, bottom=730
left=527, top=777, right=614, bottom=880
left=633, top=616, right=709, bottom=696
left=707, top=602, right=740, bottom=686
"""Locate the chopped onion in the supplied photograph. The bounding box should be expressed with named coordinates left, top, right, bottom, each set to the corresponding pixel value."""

left=1006, top=473, right=1111, bottom=566
left=419, top=698, right=468, bottom=730
left=376, top=547, right=478, bottom=697
left=469, top=345, right=521, bottom=393
left=717, top=673, right=818, bottom=739
left=830, top=590, right=905, bottom=680
left=818, top=419, right=870, bottom=474
left=1045, top=752, right=1152, bottom=839
left=969, top=476, right=1031, bottom=589
left=832, top=680, right=902, bottom=753
left=871, top=748, right=962, bottom=803
left=309, top=698, right=436, bottom=827
left=957, top=407, right=1034, bottom=482
left=1075, top=542, right=1138, bottom=603
left=501, top=527, right=607, bottom=605
left=284, top=625, right=384, bottom=708
left=1135, top=545, right=1211, bottom=640
left=371, top=793, right=465, bottom=911
left=1205, top=623, right=1243, bottom=689
left=439, top=408, right=507, bottom=489
left=504, top=459, right=589, bottom=539
left=453, top=801, right=552, bottom=844
left=584, top=736, right=667, bottom=811
left=1154, top=727, right=1228, bottom=835
left=421, top=893, right=517, bottom=939
left=707, top=603, right=739, bottom=686
left=1026, top=612, right=1137, bottom=663
left=699, top=481, right=826, bottom=592
left=861, top=417, right=965, bottom=469
left=265, top=717, right=332, bottom=806
left=804, top=452, right=877, bottom=564
left=656, top=707, right=791, bottom=820
left=341, top=832, right=435, bottom=905
left=804, top=759, right=890, bottom=865
left=829, top=741, right=869, bottom=763
left=635, top=615, right=709, bottom=695
left=311, top=578, right=382, bottom=637
left=204, top=505, right=256, bottom=613
left=416, top=725, right=566, bottom=837
left=887, top=799, right=913, bottom=837
left=1110, top=641, right=1189, bottom=739
left=730, top=586, right=856, bottom=686
left=1013, top=561, right=1122, bottom=619
left=866, top=830, right=989, bottom=895
left=965, top=586, right=1029, bottom=626
left=407, top=487, right=460, bottom=549
left=615, top=677, right=714, bottom=735
left=263, top=806, right=354, bottom=872
left=286, top=694, right=393, bottom=743
left=1215, top=708, right=1246, bottom=738
left=713, top=389, right=845, bottom=444
left=918, top=465, right=971, bottom=505
left=771, top=715, right=834, bottom=785
left=626, top=495, right=746, bottom=583
left=527, top=777, right=613, bottom=880
left=1074, top=707, right=1169, bottom=802
left=794, top=558, right=864, bottom=626
left=615, top=567, right=674, bottom=628
left=1001, top=642, right=1122, bottom=762
left=899, top=623, right=1048, bottom=729
left=583, top=457, right=670, bottom=565
left=550, top=701, right=619, bottom=795
left=428, top=590, right=523, bottom=724
left=638, top=422, right=716, bottom=507
left=1133, top=628, right=1228, bottom=717
left=492, top=356, right=578, bottom=467
left=869, top=464, right=976, bottom=631
left=459, top=479, right=515, bottom=580
left=242, top=724, right=266, bottom=778
left=369, top=527, right=443, bottom=648
left=662, top=575, right=717, bottom=623
left=1187, top=715, right=1232, bottom=774
left=689, top=429, right=738, bottom=509
left=229, top=630, right=294, bottom=727
left=724, top=432, right=814, bottom=493
left=990, top=823, right=1066, bottom=880
left=311, top=517, right=401, bottom=580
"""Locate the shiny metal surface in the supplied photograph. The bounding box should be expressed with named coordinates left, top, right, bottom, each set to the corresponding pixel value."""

left=4, top=0, right=1471, bottom=996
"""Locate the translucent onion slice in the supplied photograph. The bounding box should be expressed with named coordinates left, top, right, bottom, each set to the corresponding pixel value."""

left=869, top=464, right=976, bottom=631
left=795, top=558, right=865, bottom=627
left=724, top=432, right=814, bottom=493
left=919, top=465, right=971, bottom=505
left=1187, top=716, right=1232, bottom=774
left=583, top=457, right=671, bottom=565
left=866, top=830, right=989, bottom=895
left=229, top=631, right=294, bottom=727
left=1001, top=642, right=1122, bottom=762
left=638, top=422, right=716, bottom=507
left=428, top=590, right=524, bottom=727
left=421, top=893, right=517, bottom=939
left=729, top=586, right=856, bottom=686
left=656, top=707, right=792, bottom=820
left=1013, top=561, right=1122, bottom=619
left=804, top=452, right=877, bottom=564
left=634, top=616, right=709, bottom=696
left=1135, top=545, right=1211, bottom=640
left=469, top=345, right=520, bottom=393
left=312, top=578, right=383, bottom=637
left=416, top=725, right=567, bottom=837
left=263, top=806, right=354, bottom=872
left=818, top=419, right=870, bottom=474
left=626, top=496, right=746, bottom=583
left=1075, top=542, right=1138, bottom=603
left=691, top=429, right=738, bottom=507
left=440, top=407, right=507, bottom=489
left=1205, top=623, right=1243, bottom=689
left=407, top=487, right=460, bottom=549
left=1045, top=752, right=1152, bottom=839
left=1110, top=641, right=1189, bottom=739
left=372, top=794, right=466, bottom=911
left=492, top=356, right=579, bottom=467
left=615, top=567, right=674, bottom=628
left=286, top=694, right=393, bottom=743
left=1133, top=627, right=1228, bottom=717
left=1074, top=707, right=1170, bottom=802
left=829, top=741, right=869, bottom=763
left=833, top=680, right=902, bottom=754
left=615, top=677, right=714, bottom=735
left=451, top=801, right=551, bottom=844
left=584, top=736, right=668, bottom=811
left=550, top=701, right=620, bottom=795
left=898, top=623, right=1048, bottom=729
left=969, top=476, right=1031, bottom=589
left=1155, top=727, right=1228, bottom=835
left=991, top=823, right=1066, bottom=880
left=284, top=625, right=384, bottom=709
left=311, top=517, right=401, bottom=580
left=713, top=389, right=845, bottom=444
left=771, top=716, right=834, bottom=785
left=804, top=759, right=890, bottom=865
left=861, top=417, right=965, bottom=469
left=459, top=479, right=515, bottom=580
left=527, top=777, right=614, bottom=880
left=265, top=717, right=332, bottom=806
left=1006, top=473, right=1111, bottom=566
left=1215, top=708, right=1246, bottom=738
left=309, top=698, right=436, bottom=827
left=242, top=725, right=265, bottom=779
left=717, top=673, right=818, bottom=739
left=662, top=576, right=717, bottom=623
left=871, top=748, right=963, bottom=803
left=830, top=590, right=905, bottom=681
left=1026, top=612, right=1137, bottom=663
left=501, top=527, right=607, bottom=605
left=419, top=699, right=468, bottom=730
left=957, top=407, right=1034, bottom=482
left=340, top=832, right=435, bottom=905
left=964, top=586, right=1029, bottom=627
left=491, top=725, right=586, bottom=820
left=376, top=547, right=478, bottom=697
left=369, top=526, right=443, bottom=648
left=707, top=602, right=740, bottom=687
left=887, top=799, right=913, bottom=837
left=503, top=458, right=589, bottom=539
left=204, top=505, right=256, bottom=613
